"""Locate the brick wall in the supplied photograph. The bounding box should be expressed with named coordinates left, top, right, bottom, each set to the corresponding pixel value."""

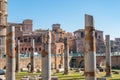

left=0, top=56, right=120, bottom=69
left=0, top=57, right=62, bottom=70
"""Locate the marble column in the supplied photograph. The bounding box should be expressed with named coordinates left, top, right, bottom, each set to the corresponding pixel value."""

left=42, top=30, right=51, bottom=80
left=84, top=14, right=96, bottom=80
left=64, top=38, right=69, bottom=75
left=16, top=39, right=20, bottom=72
left=105, top=35, right=111, bottom=77
left=30, top=38, right=35, bottom=73
left=6, top=26, right=15, bottom=80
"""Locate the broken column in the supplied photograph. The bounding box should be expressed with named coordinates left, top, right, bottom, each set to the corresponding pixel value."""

left=64, top=38, right=69, bottom=75
left=6, top=26, right=15, bottom=80
left=30, top=38, right=35, bottom=73
left=16, top=39, right=20, bottom=72
left=105, top=35, right=111, bottom=77
left=84, top=14, right=96, bottom=80
left=42, top=30, right=51, bottom=80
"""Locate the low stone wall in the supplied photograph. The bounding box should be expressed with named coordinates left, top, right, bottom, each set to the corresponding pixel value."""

left=0, top=57, right=62, bottom=70
left=71, top=56, right=120, bottom=68
left=0, top=56, right=120, bottom=69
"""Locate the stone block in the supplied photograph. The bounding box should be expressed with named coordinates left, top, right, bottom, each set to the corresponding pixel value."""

left=21, top=68, right=28, bottom=72
left=0, top=75, right=5, bottom=80
left=21, top=76, right=30, bottom=80
left=56, top=68, right=64, bottom=73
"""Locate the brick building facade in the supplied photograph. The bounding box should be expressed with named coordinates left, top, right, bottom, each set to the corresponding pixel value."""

left=111, top=38, right=120, bottom=53
left=0, top=0, right=7, bottom=58
left=74, top=29, right=105, bottom=53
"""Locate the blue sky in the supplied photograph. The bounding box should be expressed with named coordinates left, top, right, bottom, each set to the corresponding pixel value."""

left=8, top=0, right=120, bottom=40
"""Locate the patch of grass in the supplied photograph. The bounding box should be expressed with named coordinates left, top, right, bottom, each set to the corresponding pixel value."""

left=53, top=73, right=84, bottom=80
left=16, top=72, right=40, bottom=80
left=15, top=70, right=120, bottom=80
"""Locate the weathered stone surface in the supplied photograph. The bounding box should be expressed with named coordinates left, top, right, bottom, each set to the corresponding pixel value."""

left=42, top=30, right=51, bottom=80
left=30, top=39, right=35, bottom=73
left=0, top=75, right=5, bottom=80
left=84, top=14, right=96, bottom=80
left=21, top=76, right=30, bottom=80
left=64, top=38, right=69, bottom=75
left=16, top=40, right=20, bottom=72
left=6, top=26, right=15, bottom=80
left=21, top=68, right=28, bottom=72
left=56, top=68, right=64, bottom=73
left=105, top=35, right=112, bottom=77
left=97, top=78, right=106, bottom=80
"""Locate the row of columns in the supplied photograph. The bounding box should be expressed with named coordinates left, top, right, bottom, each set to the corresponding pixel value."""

left=6, top=14, right=112, bottom=80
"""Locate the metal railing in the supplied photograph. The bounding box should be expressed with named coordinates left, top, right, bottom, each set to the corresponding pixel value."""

left=0, top=52, right=120, bottom=59
left=70, top=52, right=120, bottom=57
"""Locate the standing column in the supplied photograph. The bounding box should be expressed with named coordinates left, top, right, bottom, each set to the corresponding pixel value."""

left=64, top=38, right=69, bottom=75
left=54, top=45, right=57, bottom=69
left=84, top=14, right=96, bottom=80
left=105, top=35, right=111, bottom=77
left=60, top=45, right=64, bottom=68
left=30, top=38, right=35, bottom=73
left=42, top=30, right=51, bottom=80
left=54, top=53, right=57, bottom=69
left=16, top=39, right=20, bottom=72
left=6, top=26, right=15, bottom=80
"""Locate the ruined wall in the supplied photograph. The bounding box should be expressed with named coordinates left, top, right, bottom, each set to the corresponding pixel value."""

left=0, top=56, right=120, bottom=69
left=0, top=57, right=62, bottom=70
left=71, top=56, right=120, bottom=68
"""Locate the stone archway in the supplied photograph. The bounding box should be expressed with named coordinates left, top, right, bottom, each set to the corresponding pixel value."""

left=79, top=60, right=84, bottom=68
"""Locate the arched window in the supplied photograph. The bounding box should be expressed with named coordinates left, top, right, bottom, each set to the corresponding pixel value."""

left=39, top=48, right=41, bottom=51
left=95, top=32, right=97, bottom=39
left=81, top=32, right=84, bottom=38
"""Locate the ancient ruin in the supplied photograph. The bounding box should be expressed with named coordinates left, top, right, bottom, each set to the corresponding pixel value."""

left=84, top=14, right=96, bottom=80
